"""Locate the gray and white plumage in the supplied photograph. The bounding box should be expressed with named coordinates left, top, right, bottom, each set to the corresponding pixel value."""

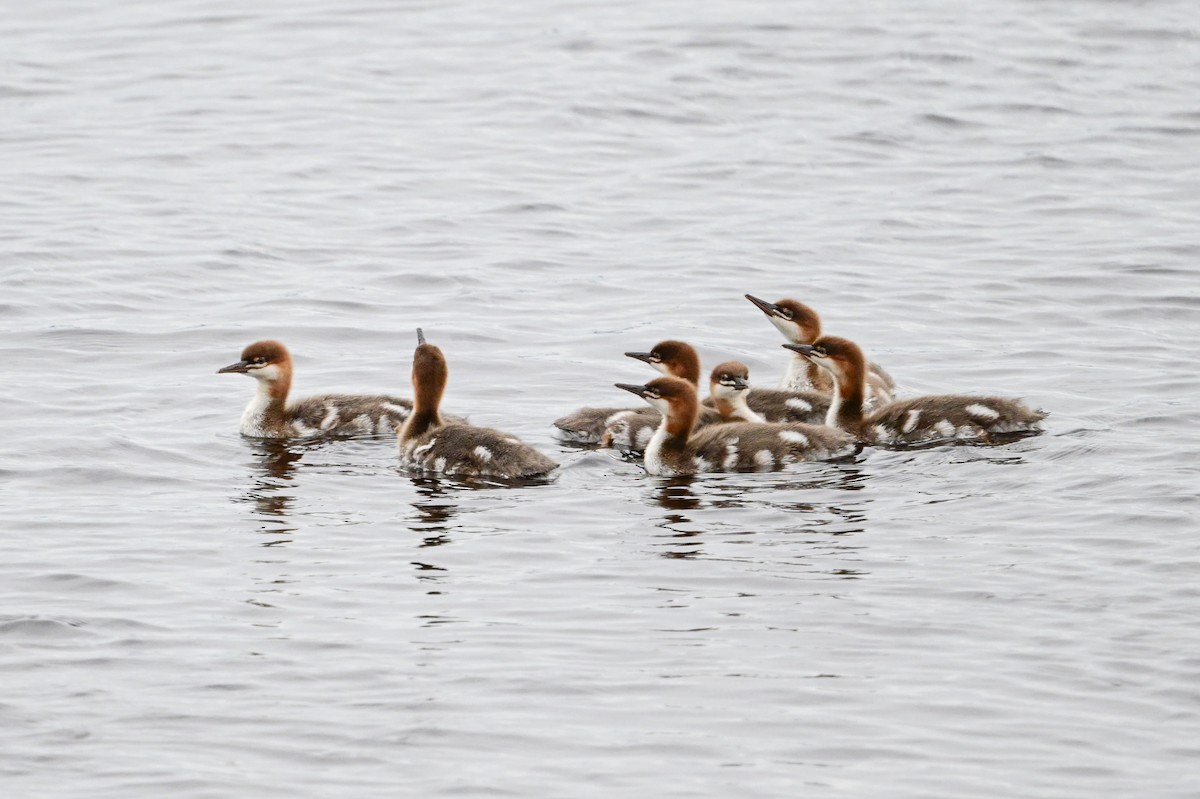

left=218, top=339, right=432, bottom=439
left=678, top=421, right=859, bottom=475
left=854, top=395, right=1046, bottom=445
left=401, top=424, right=557, bottom=479
left=552, top=406, right=647, bottom=445
left=745, top=388, right=831, bottom=423
left=274, top=394, right=413, bottom=437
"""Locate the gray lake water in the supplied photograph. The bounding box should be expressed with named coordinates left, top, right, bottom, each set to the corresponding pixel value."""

left=2, top=0, right=1199, bottom=796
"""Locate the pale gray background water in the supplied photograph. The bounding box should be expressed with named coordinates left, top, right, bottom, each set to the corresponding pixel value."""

left=2, top=0, right=1199, bottom=796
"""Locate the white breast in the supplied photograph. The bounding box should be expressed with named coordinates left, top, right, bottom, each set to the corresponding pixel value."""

left=642, top=426, right=673, bottom=476
left=240, top=394, right=273, bottom=436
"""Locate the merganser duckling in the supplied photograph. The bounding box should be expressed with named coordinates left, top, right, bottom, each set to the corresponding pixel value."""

left=615, top=376, right=858, bottom=476
left=552, top=339, right=709, bottom=445
left=218, top=339, right=418, bottom=438
left=745, top=294, right=895, bottom=404
left=399, top=330, right=557, bottom=479
left=601, top=341, right=810, bottom=453
left=708, top=361, right=762, bottom=422
left=603, top=346, right=828, bottom=452
left=708, top=361, right=831, bottom=424
left=784, top=337, right=1046, bottom=445
left=601, top=340, right=740, bottom=451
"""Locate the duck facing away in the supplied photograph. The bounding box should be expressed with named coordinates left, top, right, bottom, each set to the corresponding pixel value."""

left=615, top=376, right=858, bottom=476
left=218, top=339, right=419, bottom=438
left=399, top=330, right=557, bottom=479
left=784, top=337, right=1046, bottom=445
left=745, top=294, right=895, bottom=404
left=708, top=361, right=830, bottom=425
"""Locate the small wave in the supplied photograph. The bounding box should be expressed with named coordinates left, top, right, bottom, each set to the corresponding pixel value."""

left=969, top=103, right=1080, bottom=116
left=0, top=616, right=94, bottom=640
left=895, top=51, right=974, bottom=64
left=35, top=573, right=134, bottom=592
left=917, top=113, right=980, bottom=128
left=1015, top=154, right=1077, bottom=168
left=1081, top=26, right=1198, bottom=42
left=835, top=131, right=914, bottom=149
left=1115, top=125, right=1200, bottom=137
left=571, top=104, right=720, bottom=126
left=488, top=202, right=568, bottom=214
left=0, top=84, right=62, bottom=98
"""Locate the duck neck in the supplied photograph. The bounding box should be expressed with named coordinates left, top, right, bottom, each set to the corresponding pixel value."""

left=245, top=374, right=290, bottom=431
left=645, top=405, right=696, bottom=474
left=401, top=349, right=446, bottom=441
left=782, top=353, right=829, bottom=392
left=825, top=371, right=866, bottom=432
left=402, top=407, right=441, bottom=441
left=676, top=351, right=702, bottom=387
left=402, top=387, right=442, bottom=440
left=714, top=391, right=764, bottom=423
left=808, top=360, right=833, bottom=392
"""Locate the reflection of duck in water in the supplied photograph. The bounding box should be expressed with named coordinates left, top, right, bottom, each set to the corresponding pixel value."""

left=399, top=330, right=557, bottom=479
left=250, top=438, right=305, bottom=483
left=219, top=339, right=457, bottom=438
left=785, top=336, right=1045, bottom=444
left=657, top=475, right=702, bottom=512
left=615, top=376, right=858, bottom=476
left=237, top=438, right=304, bottom=542
left=408, top=475, right=458, bottom=545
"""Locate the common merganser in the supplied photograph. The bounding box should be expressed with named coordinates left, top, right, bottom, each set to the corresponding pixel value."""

left=708, top=361, right=831, bottom=424
left=784, top=337, right=1046, bottom=444
left=603, top=353, right=789, bottom=453
left=552, top=339, right=710, bottom=445
left=399, top=330, right=557, bottom=479
left=596, top=345, right=832, bottom=453
left=707, top=361, right=762, bottom=422
left=614, top=376, right=858, bottom=476
left=745, top=294, right=895, bottom=404
left=218, top=339, right=419, bottom=438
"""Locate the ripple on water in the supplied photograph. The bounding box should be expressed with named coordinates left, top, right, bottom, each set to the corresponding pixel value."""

left=0, top=617, right=97, bottom=641
left=2, top=1, right=1200, bottom=797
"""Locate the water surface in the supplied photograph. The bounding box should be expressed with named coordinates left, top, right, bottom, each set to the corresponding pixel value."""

left=2, top=1, right=1199, bottom=796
